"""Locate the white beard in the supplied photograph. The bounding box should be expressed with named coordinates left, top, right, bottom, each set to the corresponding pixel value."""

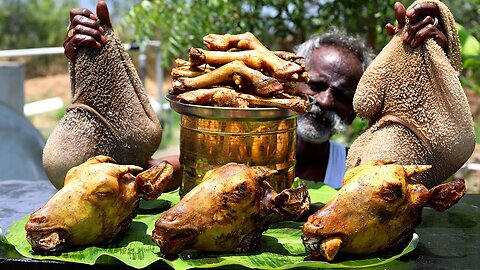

left=296, top=104, right=347, bottom=144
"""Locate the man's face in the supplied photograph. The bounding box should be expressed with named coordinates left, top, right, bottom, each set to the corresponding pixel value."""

left=297, top=45, right=364, bottom=144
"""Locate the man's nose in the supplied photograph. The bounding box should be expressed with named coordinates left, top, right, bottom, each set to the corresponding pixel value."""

left=315, top=88, right=334, bottom=109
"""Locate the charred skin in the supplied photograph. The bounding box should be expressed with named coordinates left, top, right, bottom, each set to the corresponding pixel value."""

left=152, top=163, right=309, bottom=255
left=26, top=156, right=173, bottom=253
left=152, top=163, right=275, bottom=255
left=302, top=160, right=465, bottom=261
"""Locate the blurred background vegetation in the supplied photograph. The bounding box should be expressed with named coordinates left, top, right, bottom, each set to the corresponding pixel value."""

left=0, top=0, right=479, bottom=145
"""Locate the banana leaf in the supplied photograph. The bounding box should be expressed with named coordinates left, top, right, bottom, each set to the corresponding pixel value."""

left=1, top=181, right=418, bottom=269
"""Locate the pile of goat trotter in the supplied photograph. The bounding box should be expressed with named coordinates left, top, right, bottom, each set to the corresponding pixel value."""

left=169, top=32, right=310, bottom=113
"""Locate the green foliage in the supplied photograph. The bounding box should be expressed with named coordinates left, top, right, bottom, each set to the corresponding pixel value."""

left=0, top=0, right=77, bottom=76
left=0, top=0, right=76, bottom=49
left=476, top=122, right=480, bottom=144
left=457, top=23, right=480, bottom=94
left=332, top=117, right=369, bottom=146
left=123, top=0, right=264, bottom=67
left=123, top=0, right=401, bottom=68
left=442, top=0, right=480, bottom=41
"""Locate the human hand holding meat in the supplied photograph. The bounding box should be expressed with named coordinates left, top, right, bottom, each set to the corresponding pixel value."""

left=171, top=33, right=310, bottom=113
left=44, top=0, right=162, bottom=189
left=63, top=0, right=109, bottom=60
left=385, top=1, right=447, bottom=49
left=346, top=0, right=474, bottom=188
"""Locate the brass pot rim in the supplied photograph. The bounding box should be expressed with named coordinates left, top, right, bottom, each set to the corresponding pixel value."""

left=166, top=94, right=313, bottom=121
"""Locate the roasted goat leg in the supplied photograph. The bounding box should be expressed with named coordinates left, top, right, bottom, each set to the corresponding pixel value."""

left=177, top=87, right=308, bottom=113
left=189, top=48, right=263, bottom=70
left=171, top=58, right=216, bottom=79
left=172, top=60, right=283, bottom=96
left=202, top=32, right=303, bottom=80
left=176, top=88, right=249, bottom=108
left=238, top=92, right=307, bottom=113
left=189, top=48, right=307, bottom=82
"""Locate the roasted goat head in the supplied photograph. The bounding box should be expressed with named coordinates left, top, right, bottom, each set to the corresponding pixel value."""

left=26, top=155, right=173, bottom=253
left=152, top=163, right=310, bottom=255
left=302, top=160, right=465, bottom=261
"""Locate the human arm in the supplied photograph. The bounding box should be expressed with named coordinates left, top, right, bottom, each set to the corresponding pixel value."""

left=385, top=1, right=447, bottom=49
left=64, top=0, right=111, bottom=61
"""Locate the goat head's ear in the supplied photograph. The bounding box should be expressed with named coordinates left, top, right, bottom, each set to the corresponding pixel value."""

left=136, top=161, right=174, bottom=200
left=426, top=179, right=466, bottom=212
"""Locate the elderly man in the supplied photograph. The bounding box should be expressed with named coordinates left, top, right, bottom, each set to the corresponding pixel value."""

left=293, top=29, right=374, bottom=188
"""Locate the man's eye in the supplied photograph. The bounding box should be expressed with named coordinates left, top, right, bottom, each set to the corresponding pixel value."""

left=308, top=82, right=328, bottom=92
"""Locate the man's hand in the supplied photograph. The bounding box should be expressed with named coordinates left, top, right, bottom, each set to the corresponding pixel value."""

left=385, top=1, right=447, bottom=49
left=63, top=0, right=112, bottom=61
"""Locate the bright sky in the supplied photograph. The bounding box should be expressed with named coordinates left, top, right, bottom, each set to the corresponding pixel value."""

left=78, top=0, right=95, bottom=12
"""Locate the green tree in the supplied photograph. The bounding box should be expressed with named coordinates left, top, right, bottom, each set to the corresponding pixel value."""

left=442, top=0, right=480, bottom=41
left=0, top=0, right=76, bottom=49
left=0, top=0, right=77, bottom=76
left=123, top=0, right=405, bottom=67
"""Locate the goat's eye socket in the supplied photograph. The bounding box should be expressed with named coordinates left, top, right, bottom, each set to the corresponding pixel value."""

left=95, top=190, right=115, bottom=198
left=381, top=185, right=403, bottom=202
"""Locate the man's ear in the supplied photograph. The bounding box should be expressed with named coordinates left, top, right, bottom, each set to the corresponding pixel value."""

left=425, top=179, right=466, bottom=212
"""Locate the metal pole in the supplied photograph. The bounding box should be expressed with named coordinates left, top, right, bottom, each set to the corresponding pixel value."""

left=139, top=45, right=147, bottom=87
left=0, top=44, right=132, bottom=58
left=150, top=41, right=164, bottom=120
left=148, top=40, right=171, bottom=139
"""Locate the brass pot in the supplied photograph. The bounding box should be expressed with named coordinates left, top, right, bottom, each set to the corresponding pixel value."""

left=167, top=95, right=305, bottom=196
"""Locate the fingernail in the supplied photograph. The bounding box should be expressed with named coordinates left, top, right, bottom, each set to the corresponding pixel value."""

left=99, top=26, right=104, bottom=33
left=90, top=14, right=98, bottom=20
